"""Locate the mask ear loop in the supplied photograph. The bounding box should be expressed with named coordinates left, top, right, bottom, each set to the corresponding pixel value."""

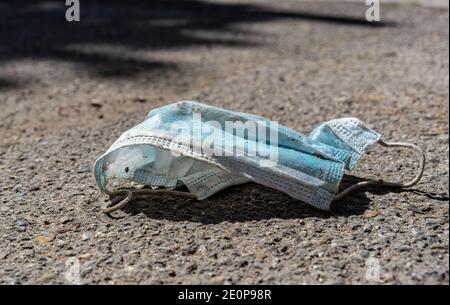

left=334, top=139, right=426, bottom=201
left=102, top=188, right=197, bottom=214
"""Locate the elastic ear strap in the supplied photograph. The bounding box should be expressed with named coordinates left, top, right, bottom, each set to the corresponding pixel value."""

left=102, top=188, right=197, bottom=214
left=378, top=140, right=426, bottom=187
left=334, top=139, right=426, bottom=201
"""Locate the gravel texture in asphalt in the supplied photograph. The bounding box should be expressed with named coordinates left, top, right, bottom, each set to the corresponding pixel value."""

left=0, top=0, right=448, bottom=284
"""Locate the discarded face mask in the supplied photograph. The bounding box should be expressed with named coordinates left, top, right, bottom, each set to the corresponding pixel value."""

left=93, top=101, right=425, bottom=214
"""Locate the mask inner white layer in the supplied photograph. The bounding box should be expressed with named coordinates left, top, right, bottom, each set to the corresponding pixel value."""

left=101, top=144, right=249, bottom=199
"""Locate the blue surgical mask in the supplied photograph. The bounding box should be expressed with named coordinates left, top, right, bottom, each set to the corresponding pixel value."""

left=94, top=101, right=425, bottom=213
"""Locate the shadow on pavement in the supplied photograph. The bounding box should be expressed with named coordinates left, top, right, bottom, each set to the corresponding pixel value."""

left=0, top=0, right=395, bottom=83
left=116, top=173, right=444, bottom=224
left=0, top=78, right=20, bottom=91
left=119, top=175, right=373, bottom=223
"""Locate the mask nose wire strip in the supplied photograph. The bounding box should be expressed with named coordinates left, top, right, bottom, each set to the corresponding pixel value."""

left=334, top=139, right=425, bottom=201
left=102, top=188, right=197, bottom=214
